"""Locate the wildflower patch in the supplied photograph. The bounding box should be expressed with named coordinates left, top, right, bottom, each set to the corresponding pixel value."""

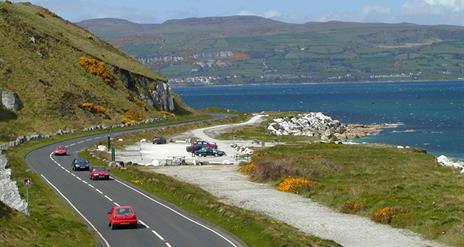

left=340, top=200, right=365, bottom=214
left=79, top=102, right=108, bottom=114
left=79, top=56, right=114, bottom=84
left=239, top=162, right=256, bottom=173
left=371, top=206, right=409, bottom=224
left=277, top=177, right=316, bottom=193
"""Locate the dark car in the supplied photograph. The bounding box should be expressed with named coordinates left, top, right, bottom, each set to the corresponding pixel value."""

left=194, top=147, right=225, bottom=157
left=71, top=158, right=90, bottom=171
left=186, top=140, right=218, bottom=152
left=152, top=136, right=167, bottom=144
left=89, top=167, right=110, bottom=180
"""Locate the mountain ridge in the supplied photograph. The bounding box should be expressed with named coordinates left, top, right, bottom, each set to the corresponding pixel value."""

left=78, top=15, right=464, bottom=86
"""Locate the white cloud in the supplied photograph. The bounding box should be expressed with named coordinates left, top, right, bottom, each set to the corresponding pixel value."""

left=237, top=9, right=281, bottom=19
left=263, top=10, right=281, bottom=18
left=317, top=5, right=393, bottom=23
left=424, top=0, right=464, bottom=11
left=401, top=0, right=464, bottom=25
left=237, top=10, right=256, bottom=16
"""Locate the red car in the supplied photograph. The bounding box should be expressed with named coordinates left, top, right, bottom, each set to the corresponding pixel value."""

left=186, top=140, right=218, bottom=152
left=53, top=146, right=68, bottom=156
left=89, top=167, right=110, bottom=180
left=107, top=205, right=138, bottom=229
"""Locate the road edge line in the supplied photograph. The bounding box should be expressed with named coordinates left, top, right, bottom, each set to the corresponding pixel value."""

left=40, top=174, right=110, bottom=247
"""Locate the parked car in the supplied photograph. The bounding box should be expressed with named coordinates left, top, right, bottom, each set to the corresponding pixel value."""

left=89, top=167, right=110, bottom=180
left=152, top=136, right=167, bottom=144
left=186, top=140, right=218, bottom=152
left=71, top=158, right=90, bottom=171
left=194, top=147, right=225, bottom=157
left=53, top=146, right=68, bottom=156
left=107, top=205, right=138, bottom=229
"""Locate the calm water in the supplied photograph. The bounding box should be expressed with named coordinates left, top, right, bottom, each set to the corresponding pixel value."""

left=175, top=81, right=464, bottom=160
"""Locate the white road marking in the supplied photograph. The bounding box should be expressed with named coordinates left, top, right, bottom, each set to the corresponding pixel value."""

left=165, top=243, right=172, bottom=247
left=76, top=177, right=82, bottom=181
left=96, top=189, right=103, bottom=194
left=40, top=174, right=110, bottom=247
left=138, top=220, right=149, bottom=228
left=114, top=178, right=237, bottom=247
left=113, top=202, right=120, bottom=206
left=88, top=184, right=95, bottom=189
left=104, top=195, right=113, bottom=202
left=151, top=230, right=165, bottom=241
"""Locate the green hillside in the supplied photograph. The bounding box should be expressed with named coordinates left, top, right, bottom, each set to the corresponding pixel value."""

left=0, top=2, right=185, bottom=142
left=79, top=17, right=464, bottom=85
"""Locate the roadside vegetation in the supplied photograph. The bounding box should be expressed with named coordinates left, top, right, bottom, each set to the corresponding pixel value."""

left=1, top=139, right=98, bottom=247
left=240, top=143, right=464, bottom=246
left=0, top=112, right=221, bottom=246
left=80, top=150, right=339, bottom=247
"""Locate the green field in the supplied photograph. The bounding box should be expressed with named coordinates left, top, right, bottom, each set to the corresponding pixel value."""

left=79, top=17, right=464, bottom=85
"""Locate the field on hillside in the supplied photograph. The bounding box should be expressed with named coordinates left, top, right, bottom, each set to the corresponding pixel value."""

left=79, top=17, right=464, bottom=85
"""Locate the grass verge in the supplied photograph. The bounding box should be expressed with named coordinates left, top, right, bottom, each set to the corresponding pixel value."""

left=79, top=150, right=339, bottom=247
left=244, top=143, right=464, bottom=246
left=0, top=113, right=217, bottom=246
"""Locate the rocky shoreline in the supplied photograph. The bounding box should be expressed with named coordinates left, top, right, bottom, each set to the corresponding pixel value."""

left=267, top=112, right=397, bottom=141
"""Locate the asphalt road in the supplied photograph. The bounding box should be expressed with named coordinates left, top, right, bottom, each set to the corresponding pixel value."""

left=25, top=115, right=244, bottom=247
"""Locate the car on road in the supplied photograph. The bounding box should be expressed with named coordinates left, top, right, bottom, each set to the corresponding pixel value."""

left=194, top=147, right=225, bottom=157
left=107, top=205, right=138, bottom=229
left=53, top=146, right=68, bottom=156
left=152, top=136, right=167, bottom=144
left=89, top=167, right=110, bottom=180
left=186, top=140, right=218, bottom=152
left=71, top=158, right=90, bottom=171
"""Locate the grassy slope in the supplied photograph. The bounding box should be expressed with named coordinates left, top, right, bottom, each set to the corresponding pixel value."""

left=247, top=143, right=464, bottom=246
left=0, top=2, right=181, bottom=141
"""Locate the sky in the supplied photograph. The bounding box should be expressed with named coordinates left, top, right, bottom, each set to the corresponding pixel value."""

left=12, top=0, right=464, bottom=25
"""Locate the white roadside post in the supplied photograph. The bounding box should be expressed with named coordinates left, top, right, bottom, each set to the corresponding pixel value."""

left=24, top=178, right=32, bottom=213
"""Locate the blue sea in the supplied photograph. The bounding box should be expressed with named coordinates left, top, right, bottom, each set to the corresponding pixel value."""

left=175, top=81, right=464, bottom=160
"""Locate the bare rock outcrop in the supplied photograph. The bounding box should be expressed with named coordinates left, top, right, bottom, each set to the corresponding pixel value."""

left=0, top=155, right=29, bottom=214
left=268, top=112, right=396, bottom=141
left=0, top=88, right=22, bottom=113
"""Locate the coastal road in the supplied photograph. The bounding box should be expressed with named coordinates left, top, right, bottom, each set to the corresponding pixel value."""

left=25, top=116, right=244, bottom=247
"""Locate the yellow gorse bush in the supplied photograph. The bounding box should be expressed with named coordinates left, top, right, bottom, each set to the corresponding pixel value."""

left=371, top=206, right=409, bottom=224
left=277, top=177, right=316, bottom=193
left=122, top=109, right=144, bottom=124
left=340, top=200, right=365, bottom=214
left=239, top=162, right=256, bottom=173
left=79, top=56, right=114, bottom=84
left=79, top=102, right=107, bottom=114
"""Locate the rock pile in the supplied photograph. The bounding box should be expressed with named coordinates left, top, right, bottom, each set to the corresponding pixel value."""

left=437, top=155, right=464, bottom=173
left=267, top=112, right=346, bottom=141
left=0, top=155, right=28, bottom=214
left=267, top=112, right=396, bottom=141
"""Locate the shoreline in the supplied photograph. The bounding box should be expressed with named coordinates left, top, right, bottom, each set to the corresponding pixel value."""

left=172, top=79, right=464, bottom=88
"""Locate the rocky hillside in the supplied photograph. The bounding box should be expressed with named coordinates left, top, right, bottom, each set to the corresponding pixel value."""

left=79, top=17, right=464, bottom=85
left=0, top=2, right=187, bottom=142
